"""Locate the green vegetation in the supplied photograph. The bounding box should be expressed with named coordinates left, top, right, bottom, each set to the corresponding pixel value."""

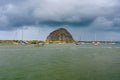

left=0, top=40, right=75, bottom=44
left=0, top=40, right=45, bottom=44
left=0, top=40, right=19, bottom=44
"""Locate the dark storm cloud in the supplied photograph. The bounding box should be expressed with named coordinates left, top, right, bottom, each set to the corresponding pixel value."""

left=38, top=18, right=94, bottom=27
left=0, top=0, right=120, bottom=31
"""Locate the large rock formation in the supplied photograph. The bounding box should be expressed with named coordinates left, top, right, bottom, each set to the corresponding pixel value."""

left=46, top=28, right=74, bottom=43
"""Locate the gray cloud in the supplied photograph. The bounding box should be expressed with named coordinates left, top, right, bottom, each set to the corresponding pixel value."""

left=0, top=0, right=120, bottom=30
left=0, top=0, right=120, bottom=40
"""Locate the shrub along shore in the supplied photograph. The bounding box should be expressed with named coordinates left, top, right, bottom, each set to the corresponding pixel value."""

left=0, top=40, right=75, bottom=44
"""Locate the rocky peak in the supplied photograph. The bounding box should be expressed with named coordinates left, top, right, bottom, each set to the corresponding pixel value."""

left=46, top=28, right=74, bottom=43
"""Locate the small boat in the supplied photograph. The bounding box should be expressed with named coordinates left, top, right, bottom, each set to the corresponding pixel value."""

left=34, top=42, right=44, bottom=47
left=74, top=41, right=80, bottom=45
left=92, top=33, right=100, bottom=46
left=92, top=41, right=100, bottom=46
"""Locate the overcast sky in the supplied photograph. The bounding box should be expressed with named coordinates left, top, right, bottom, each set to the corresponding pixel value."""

left=0, top=0, right=120, bottom=41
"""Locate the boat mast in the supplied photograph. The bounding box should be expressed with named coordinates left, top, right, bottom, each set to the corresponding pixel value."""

left=95, top=33, right=97, bottom=41
left=21, top=27, right=23, bottom=41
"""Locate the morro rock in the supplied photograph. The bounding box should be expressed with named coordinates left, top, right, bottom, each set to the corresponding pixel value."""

left=46, top=28, right=74, bottom=43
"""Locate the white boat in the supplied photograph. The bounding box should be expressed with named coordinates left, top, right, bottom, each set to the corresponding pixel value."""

left=92, top=33, right=100, bottom=46
left=92, top=41, right=100, bottom=46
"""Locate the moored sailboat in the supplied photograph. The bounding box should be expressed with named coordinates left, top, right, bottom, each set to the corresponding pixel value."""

left=92, top=33, right=100, bottom=46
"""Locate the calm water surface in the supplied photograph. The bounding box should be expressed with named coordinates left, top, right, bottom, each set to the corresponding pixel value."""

left=0, top=43, right=120, bottom=80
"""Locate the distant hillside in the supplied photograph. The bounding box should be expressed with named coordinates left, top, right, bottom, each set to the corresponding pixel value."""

left=46, top=28, right=74, bottom=43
